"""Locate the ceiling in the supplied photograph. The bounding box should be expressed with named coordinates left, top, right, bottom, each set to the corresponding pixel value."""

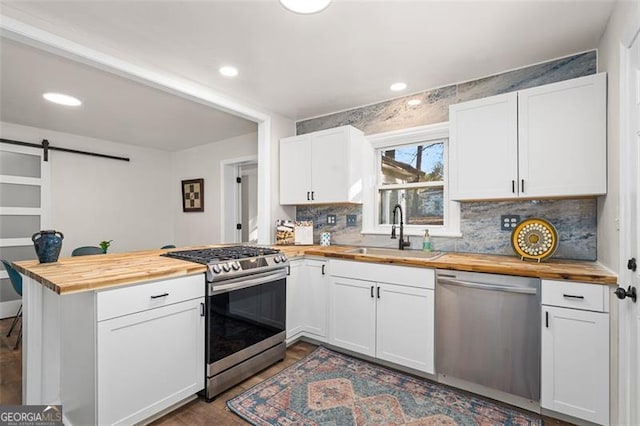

left=0, top=0, right=616, bottom=147
left=0, top=38, right=257, bottom=151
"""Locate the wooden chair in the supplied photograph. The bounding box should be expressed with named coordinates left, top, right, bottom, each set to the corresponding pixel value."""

left=1, top=260, right=22, bottom=349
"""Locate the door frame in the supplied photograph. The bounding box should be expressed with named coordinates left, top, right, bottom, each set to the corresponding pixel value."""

left=220, top=156, right=258, bottom=243
left=618, top=9, right=640, bottom=426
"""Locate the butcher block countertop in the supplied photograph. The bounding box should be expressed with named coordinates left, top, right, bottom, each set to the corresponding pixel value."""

left=13, top=245, right=616, bottom=295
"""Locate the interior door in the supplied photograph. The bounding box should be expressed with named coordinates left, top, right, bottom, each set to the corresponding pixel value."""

left=630, top=32, right=640, bottom=426
left=620, top=26, right=640, bottom=426
left=239, top=163, right=258, bottom=243
left=0, top=143, right=49, bottom=318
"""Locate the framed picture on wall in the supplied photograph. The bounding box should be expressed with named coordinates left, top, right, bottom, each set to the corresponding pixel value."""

left=182, top=178, right=204, bottom=212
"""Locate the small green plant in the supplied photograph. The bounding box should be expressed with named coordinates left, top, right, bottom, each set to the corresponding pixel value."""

left=99, top=240, right=113, bottom=253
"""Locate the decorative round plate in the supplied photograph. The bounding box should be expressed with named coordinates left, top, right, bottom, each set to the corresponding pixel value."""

left=511, top=218, right=558, bottom=262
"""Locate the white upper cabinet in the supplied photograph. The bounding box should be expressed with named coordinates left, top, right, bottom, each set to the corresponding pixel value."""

left=280, top=125, right=367, bottom=205
left=449, top=73, right=607, bottom=201
left=449, top=92, right=518, bottom=200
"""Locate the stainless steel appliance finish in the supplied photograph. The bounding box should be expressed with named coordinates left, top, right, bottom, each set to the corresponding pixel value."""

left=436, top=269, right=541, bottom=402
left=163, top=246, right=288, bottom=283
left=163, top=246, right=288, bottom=401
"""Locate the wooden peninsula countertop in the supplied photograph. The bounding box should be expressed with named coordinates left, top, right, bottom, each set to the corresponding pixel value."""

left=14, top=245, right=617, bottom=295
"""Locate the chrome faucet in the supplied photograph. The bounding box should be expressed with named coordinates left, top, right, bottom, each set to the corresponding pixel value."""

left=390, top=204, right=410, bottom=250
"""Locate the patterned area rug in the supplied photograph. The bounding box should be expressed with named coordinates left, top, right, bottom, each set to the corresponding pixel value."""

left=227, top=347, right=541, bottom=425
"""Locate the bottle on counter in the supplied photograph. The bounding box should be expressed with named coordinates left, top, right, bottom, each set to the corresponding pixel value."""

left=422, top=229, right=432, bottom=252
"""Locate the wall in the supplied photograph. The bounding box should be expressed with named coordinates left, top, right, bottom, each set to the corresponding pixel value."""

left=296, top=51, right=600, bottom=261
left=269, top=113, right=297, bottom=241
left=596, top=0, right=636, bottom=274
left=172, top=132, right=258, bottom=247
left=0, top=121, right=174, bottom=257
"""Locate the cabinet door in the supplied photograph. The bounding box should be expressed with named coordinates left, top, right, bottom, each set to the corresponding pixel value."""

left=304, top=260, right=328, bottom=340
left=311, top=127, right=349, bottom=203
left=449, top=92, right=518, bottom=200
left=280, top=135, right=312, bottom=205
left=98, top=298, right=205, bottom=426
left=286, top=260, right=306, bottom=341
left=518, top=73, right=606, bottom=197
left=541, top=306, right=609, bottom=425
left=329, top=276, right=376, bottom=356
left=376, top=283, right=434, bottom=373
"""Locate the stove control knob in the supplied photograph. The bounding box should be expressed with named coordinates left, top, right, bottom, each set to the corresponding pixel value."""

left=280, top=255, right=288, bottom=263
left=222, top=263, right=231, bottom=272
left=231, top=261, right=241, bottom=271
left=211, top=265, right=222, bottom=274
left=274, top=256, right=281, bottom=264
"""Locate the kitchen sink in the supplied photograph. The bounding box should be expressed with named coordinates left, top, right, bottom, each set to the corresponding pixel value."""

left=345, top=247, right=444, bottom=260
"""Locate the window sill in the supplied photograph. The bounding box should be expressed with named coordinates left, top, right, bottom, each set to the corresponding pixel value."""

left=361, top=227, right=462, bottom=238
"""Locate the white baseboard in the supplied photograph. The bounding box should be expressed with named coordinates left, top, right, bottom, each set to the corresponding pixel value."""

left=0, top=299, right=21, bottom=319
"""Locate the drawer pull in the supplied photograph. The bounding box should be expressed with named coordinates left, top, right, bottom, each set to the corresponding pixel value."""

left=370, top=286, right=374, bottom=298
left=563, top=294, right=584, bottom=300
left=150, top=293, right=169, bottom=299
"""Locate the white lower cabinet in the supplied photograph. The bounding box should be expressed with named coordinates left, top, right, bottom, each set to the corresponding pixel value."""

left=98, top=298, right=204, bottom=426
left=61, top=274, right=205, bottom=426
left=286, top=258, right=328, bottom=343
left=376, top=283, right=434, bottom=373
left=329, top=276, right=376, bottom=356
left=328, top=260, right=435, bottom=374
left=541, top=280, right=610, bottom=425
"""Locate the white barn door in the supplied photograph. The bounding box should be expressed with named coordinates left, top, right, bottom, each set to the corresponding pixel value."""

left=0, top=142, right=50, bottom=318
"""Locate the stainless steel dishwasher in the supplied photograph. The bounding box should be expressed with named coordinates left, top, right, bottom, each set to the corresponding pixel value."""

left=436, top=269, right=540, bottom=404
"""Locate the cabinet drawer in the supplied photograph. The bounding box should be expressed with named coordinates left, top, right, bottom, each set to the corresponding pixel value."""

left=541, top=280, right=608, bottom=312
left=97, top=274, right=205, bottom=321
left=329, top=259, right=435, bottom=289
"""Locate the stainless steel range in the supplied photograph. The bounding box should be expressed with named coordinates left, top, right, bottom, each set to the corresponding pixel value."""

left=163, top=246, right=288, bottom=400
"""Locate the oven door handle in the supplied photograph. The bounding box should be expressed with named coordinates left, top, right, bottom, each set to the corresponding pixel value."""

left=211, top=270, right=287, bottom=295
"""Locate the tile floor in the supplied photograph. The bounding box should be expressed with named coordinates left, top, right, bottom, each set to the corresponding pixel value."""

left=0, top=317, right=573, bottom=425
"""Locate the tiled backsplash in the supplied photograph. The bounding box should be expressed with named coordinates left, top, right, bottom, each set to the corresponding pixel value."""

left=294, top=51, right=599, bottom=261
left=297, top=199, right=596, bottom=261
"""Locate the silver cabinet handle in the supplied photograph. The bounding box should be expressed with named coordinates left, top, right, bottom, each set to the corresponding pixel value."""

left=438, top=277, right=537, bottom=295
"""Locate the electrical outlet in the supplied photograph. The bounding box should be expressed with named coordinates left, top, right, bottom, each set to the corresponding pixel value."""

left=501, top=215, right=520, bottom=231
left=327, top=214, right=336, bottom=225
left=346, top=214, right=358, bottom=227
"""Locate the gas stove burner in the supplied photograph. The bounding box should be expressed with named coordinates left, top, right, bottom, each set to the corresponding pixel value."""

left=163, top=245, right=281, bottom=264
left=162, top=245, right=287, bottom=283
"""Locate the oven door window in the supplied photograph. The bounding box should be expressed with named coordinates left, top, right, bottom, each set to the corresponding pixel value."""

left=208, top=277, right=285, bottom=364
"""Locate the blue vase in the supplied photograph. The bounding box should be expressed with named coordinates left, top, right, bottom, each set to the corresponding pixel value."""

left=32, top=230, right=64, bottom=263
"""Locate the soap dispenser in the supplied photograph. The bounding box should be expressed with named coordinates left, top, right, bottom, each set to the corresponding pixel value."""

left=422, top=229, right=432, bottom=252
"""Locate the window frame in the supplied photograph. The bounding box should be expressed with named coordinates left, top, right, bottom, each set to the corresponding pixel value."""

left=361, top=122, right=461, bottom=237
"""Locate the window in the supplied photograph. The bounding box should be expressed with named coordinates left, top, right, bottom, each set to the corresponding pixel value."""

left=362, top=123, right=460, bottom=237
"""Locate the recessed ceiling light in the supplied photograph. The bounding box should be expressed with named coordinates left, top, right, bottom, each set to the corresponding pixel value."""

left=390, top=82, right=407, bottom=92
left=407, top=99, right=422, bottom=106
left=42, top=92, right=82, bottom=106
left=280, top=0, right=332, bottom=14
left=219, top=66, right=239, bottom=77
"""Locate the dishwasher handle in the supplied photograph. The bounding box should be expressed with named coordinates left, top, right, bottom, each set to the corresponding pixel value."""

left=438, top=277, right=537, bottom=295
